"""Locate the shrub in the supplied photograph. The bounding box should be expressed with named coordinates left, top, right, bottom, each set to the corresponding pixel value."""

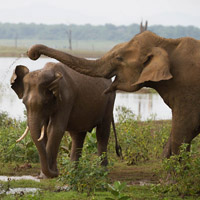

left=113, top=106, right=170, bottom=165
left=0, top=112, right=38, bottom=163
left=106, top=181, right=131, bottom=200
left=153, top=143, right=200, bottom=197
left=83, top=129, right=97, bottom=154
left=58, top=153, right=108, bottom=196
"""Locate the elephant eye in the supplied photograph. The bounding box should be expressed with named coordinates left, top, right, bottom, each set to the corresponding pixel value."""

left=116, top=56, right=123, bottom=62
left=44, top=89, right=54, bottom=98
left=143, top=55, right=153, bottom=66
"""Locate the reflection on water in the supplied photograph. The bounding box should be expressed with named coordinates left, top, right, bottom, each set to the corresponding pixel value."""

left=115, top=92, right=171, bottom=120
left=0, top=57, right=172, bottom=121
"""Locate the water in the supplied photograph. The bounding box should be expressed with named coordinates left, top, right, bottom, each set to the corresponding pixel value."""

left=0, top=57, right=172, bottom=121
left=0, top=175, right=40, bottom=195
left=0, top=175, right=40, bottom=182
left=2, top=188, right=40, bottom=195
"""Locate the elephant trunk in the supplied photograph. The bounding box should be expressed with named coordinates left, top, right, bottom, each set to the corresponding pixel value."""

left=27, top=44, right=115, bottom=78
left=28, top=116, right=58, bottom=178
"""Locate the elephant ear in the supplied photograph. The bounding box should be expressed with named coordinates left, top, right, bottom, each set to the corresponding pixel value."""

left=47, top=72, right=63, bottom=101
left=133, top=47, right=173, bottom=85
left=11, top=65, right=29, bottom=99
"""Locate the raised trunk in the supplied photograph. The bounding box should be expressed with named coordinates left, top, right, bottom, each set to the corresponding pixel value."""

left=28, top=116, right=58, bottom=178
left=27, top=44, right=114, bottom=78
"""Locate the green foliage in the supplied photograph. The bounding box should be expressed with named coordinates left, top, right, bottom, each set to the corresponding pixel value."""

left=83, top=129, right=97, bottom=154
left=58, top=154, right=108, bottom=196
left=153, top=143, right=200, bottom=197
left=113, top=106, right=170, bottom=165
left=0, top=112, right=38, bottom=163
left=60, top=129, right=97, bottom=157
left=1, top=22, right=200, bottom=43
left=106, top=181, right=131, bottom=200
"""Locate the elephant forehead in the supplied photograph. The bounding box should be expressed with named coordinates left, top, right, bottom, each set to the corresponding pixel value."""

left=23, top=88, right=43, bottom=109
left=24, top=71, right=40, bottom=85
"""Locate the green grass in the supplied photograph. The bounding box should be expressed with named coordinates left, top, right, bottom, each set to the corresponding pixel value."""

left=1, top=180, right=199, bottom=200
left=0, top=110, right=200, bottom=199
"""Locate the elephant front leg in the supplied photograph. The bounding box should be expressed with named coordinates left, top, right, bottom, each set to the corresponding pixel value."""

left=45, top=126, right=65, bottom=173
left=69, top=131, right=87, bottom=162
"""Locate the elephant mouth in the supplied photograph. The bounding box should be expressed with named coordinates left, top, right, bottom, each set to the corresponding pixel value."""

left=106, top=70, right=117, bottom=79
left=104, top=76, right=118, bottom=94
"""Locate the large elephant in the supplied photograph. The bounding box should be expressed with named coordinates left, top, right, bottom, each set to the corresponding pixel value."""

left=27, top=31, right=200, bottom=158
left=11, top=62, right=117, bottom=178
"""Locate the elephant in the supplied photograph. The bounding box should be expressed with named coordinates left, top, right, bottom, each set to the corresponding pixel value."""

left=10, top=62, right=118, bottom=178
left=27, top=30, right=200, bottom=158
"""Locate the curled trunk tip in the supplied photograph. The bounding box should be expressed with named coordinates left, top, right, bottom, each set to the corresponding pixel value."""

left=27, top=44, right=44, bottom=60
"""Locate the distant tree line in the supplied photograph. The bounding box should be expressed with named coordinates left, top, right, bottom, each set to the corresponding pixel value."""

left=0, top=22, right=200, bottom=41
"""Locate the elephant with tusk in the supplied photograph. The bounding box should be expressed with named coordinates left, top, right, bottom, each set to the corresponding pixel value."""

left=28, top=31, right=200, bottom=158
left=11, top=62, right=119, bottom=178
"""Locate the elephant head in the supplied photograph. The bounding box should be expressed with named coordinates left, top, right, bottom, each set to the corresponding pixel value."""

left=11, top=64, right=63, bottom=178
left=27, top=31, right=173, bottom=93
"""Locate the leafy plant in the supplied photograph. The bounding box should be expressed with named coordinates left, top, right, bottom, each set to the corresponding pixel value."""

left=153, top=143, right=200, bottom=197
left=113, top=106, right=170, bottom=165
left=58, top=153, right=108, bottom=196
left=83, top=129, right=97, bottom=154
left=0, top=112, right=38, bottom=163
left=106, top=181, right=130, bottom=200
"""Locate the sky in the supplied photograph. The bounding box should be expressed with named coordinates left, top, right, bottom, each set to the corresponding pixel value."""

left=0, top=0, right=200, bottom=27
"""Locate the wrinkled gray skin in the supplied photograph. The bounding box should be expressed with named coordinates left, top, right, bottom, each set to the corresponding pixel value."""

left=27, top=31, right=200, bottom=158
left=11, top=62, right=115, bottom=178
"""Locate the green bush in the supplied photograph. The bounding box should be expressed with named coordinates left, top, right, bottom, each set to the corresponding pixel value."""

left=113, top=106, right=170, bottom=165
left=83, top=129, right=97, bottom=154
left=0, top=112, right=38, bottom=163
left=58, top=154, right=108, bottom=196
left=153, top=143, right=200, bottom=197
left=106, top=181, right=131, bottom=200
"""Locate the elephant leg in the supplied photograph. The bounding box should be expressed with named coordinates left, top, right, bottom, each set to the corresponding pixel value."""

left=169, top=108, right=200, bottom=156
left=45, top=125, right=65, bottom=172
left=69, top=131, right=87, bottom=162
left=96, top=115, right=112, bottom=166
left=45, top=108, right=73, bottom=173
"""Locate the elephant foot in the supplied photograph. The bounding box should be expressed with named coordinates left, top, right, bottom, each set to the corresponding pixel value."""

left=38, top=171, right=49, bottom=179
left=38, top=169, right=59, bottom=179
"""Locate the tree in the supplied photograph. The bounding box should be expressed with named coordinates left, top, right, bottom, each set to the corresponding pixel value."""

left=67, top=29, right=72, bottom=50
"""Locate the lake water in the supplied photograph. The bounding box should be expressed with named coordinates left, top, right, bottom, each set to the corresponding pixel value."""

left=0, top=57, right=172, bottom=121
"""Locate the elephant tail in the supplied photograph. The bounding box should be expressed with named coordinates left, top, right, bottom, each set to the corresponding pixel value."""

left=112, top=116, right=122, bottom=158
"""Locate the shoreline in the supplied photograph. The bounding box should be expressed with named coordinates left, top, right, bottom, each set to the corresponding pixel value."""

left=0, top=46, right=106, bottom=58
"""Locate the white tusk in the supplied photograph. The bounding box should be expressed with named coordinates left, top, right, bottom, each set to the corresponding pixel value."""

left=16, top=126, right=29, bottom=143
left=38, top=126, right=45, bottom=141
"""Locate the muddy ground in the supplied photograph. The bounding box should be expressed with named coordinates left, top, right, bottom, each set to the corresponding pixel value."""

left=0, top=158, right=161, bottom=186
